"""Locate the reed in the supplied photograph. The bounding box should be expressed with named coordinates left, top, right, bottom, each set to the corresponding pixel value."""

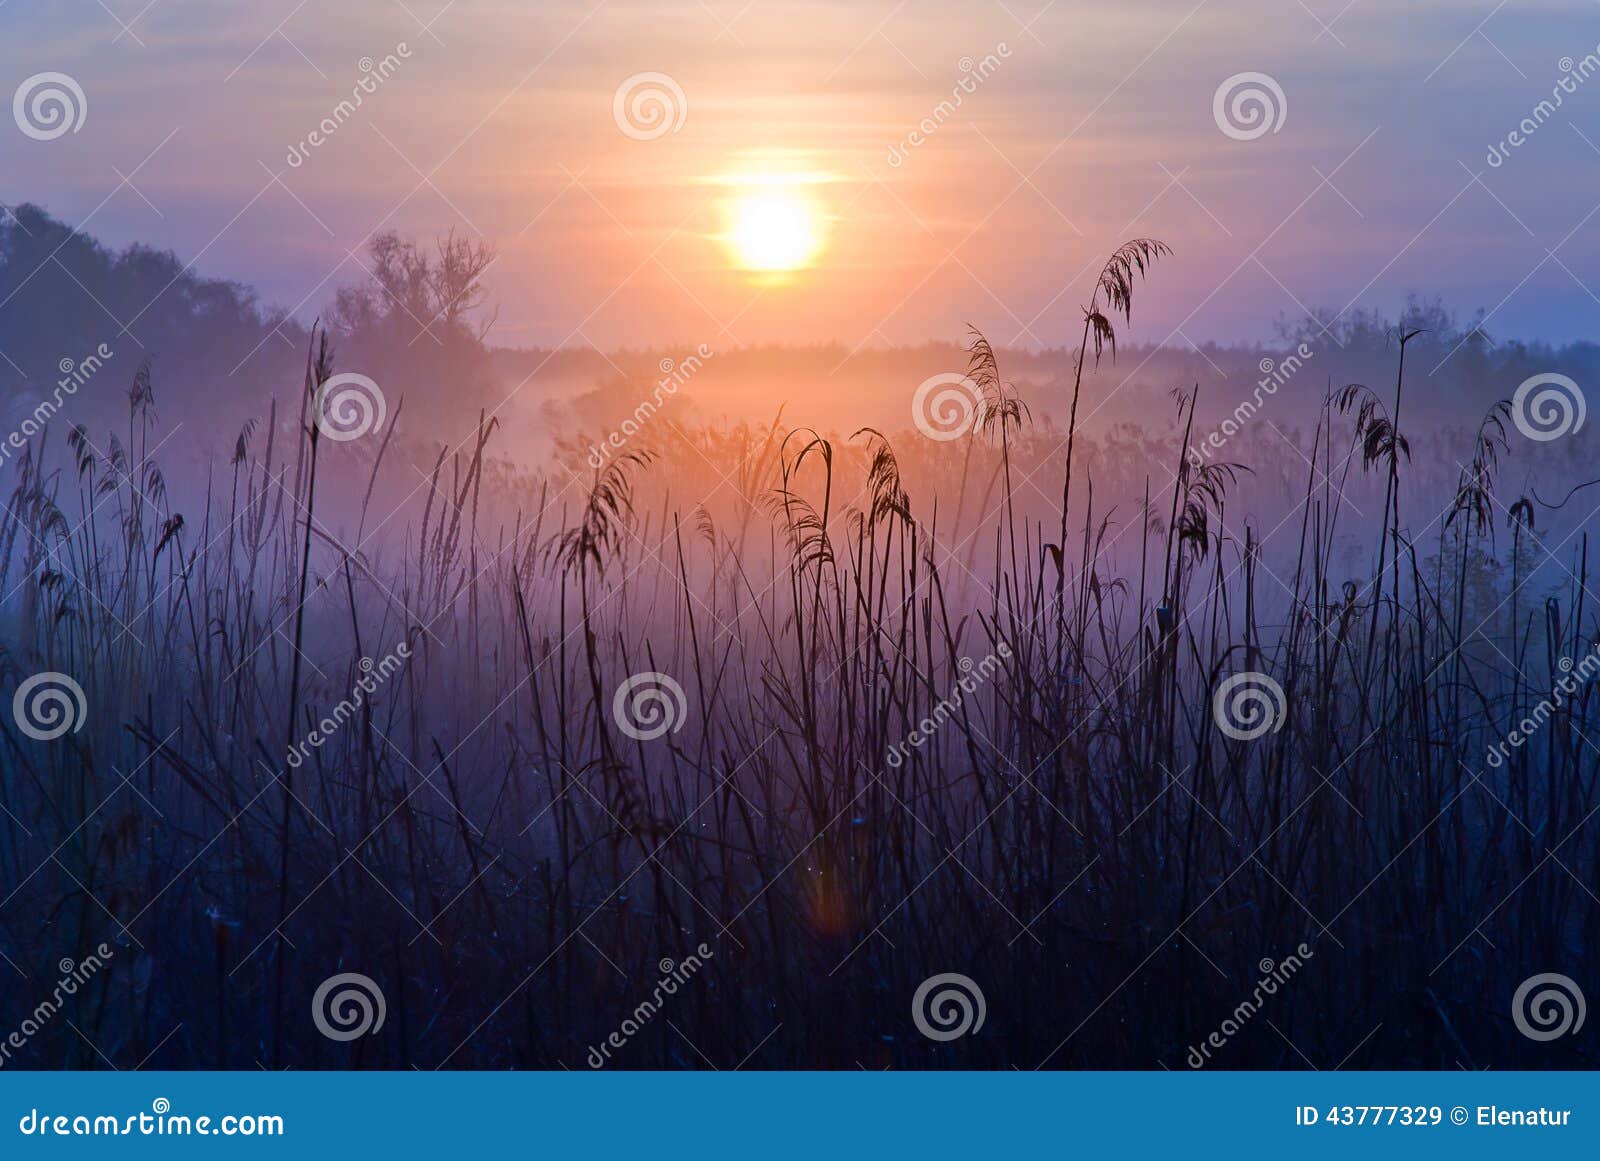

left=0, top=246, right=1594, bottom=1071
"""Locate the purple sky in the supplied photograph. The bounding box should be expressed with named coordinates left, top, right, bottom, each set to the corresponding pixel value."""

left=6, top=0, right=1600, bottom=349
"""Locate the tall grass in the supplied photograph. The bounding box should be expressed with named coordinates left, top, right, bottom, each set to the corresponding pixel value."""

left=0, top=249, right=1594, bottom=1070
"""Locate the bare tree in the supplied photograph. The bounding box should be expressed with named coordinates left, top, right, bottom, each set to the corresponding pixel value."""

left=332, top=229, right=496, bottom=344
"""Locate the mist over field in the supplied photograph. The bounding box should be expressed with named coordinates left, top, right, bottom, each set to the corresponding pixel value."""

left=1, top=203, right=1596, bottom=1069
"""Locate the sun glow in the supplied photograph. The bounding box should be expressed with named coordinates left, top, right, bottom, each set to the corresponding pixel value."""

left=723, top=185, right=826, bottom=273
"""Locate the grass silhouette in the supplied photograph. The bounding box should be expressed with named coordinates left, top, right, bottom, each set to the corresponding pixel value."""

left=0, top=241, right=1594, bottom=1070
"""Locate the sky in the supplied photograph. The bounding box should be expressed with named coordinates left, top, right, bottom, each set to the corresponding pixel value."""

left=5, top=0, right=1600, bottom=351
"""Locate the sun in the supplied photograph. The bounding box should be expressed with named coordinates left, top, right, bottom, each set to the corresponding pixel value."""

left=724, top=189, right=825, bottom=273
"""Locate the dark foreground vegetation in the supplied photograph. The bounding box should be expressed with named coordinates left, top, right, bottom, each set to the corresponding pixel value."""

left=0, top=231, right=1595, bottom=1069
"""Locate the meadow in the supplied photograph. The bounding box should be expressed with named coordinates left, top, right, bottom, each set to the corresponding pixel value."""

left=0, top=230, right=1596, bottom=1070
